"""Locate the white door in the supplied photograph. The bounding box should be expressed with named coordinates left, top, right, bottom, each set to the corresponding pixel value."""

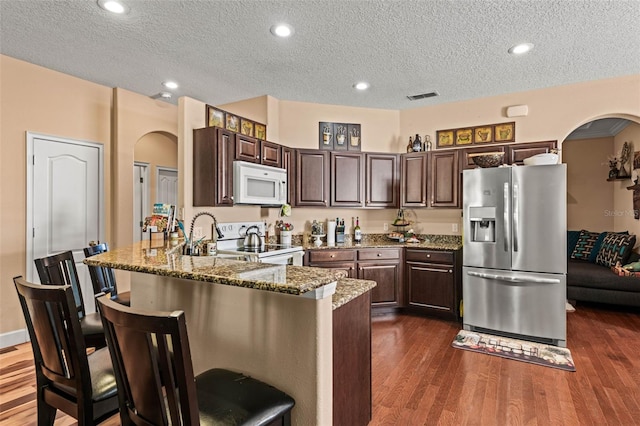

left=157, top=167, right=178, bottom=205
left=133, top=162, right=149, bottom=243
left=27, top=133, right=104, bottom=314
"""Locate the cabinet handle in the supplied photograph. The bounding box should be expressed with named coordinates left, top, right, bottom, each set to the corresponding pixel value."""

left=256, top=155, right=260, bottom=159
left=449, top=269, right=453, bottom=273
left=330, top=254, right=335, bottom=258
left=377, top=253, right=382, bottom=257
left=426, top=254, right=431, bottom=258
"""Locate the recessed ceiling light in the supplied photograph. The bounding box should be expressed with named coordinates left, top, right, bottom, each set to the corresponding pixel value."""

left=508, top=43, right=534, bottom=55
left=353, top=82, right=370, bottom=91
left=97, top=0, right=129, bottom=14
left=270, top=24, right=294, bottom=38
left=162, top=81, right=178, bottom=90
left=159, top=92, right=172, bottom=99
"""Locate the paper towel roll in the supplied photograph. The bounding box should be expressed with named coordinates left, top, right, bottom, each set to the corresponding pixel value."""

left=327, top=220, right=336, bottom=246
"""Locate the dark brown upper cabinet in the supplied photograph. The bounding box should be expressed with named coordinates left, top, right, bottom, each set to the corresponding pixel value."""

left=281, top=147, right=296, bottom=205
left=401, top=152, right=429, bottom=207
left=295, top=149, right=329, bottom=207
left=261, top=140, right=282, bottom=168
left=235, top=134, right=260, bottom=163
left=430, top=150, right=459, bottom=208
left=193, top=126, right=235, bottom=207
left=331, top=152, right=364, bottom=207
left=365, top=153, right=399, bottom=208
left=505, top=141, right=557, bottom=165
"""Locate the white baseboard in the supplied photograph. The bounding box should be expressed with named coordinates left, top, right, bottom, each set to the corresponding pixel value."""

left=0, top=329, right=29, bottom=349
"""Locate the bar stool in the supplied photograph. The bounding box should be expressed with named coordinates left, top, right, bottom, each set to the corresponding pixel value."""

left=84, top=243, right=131, bottom=306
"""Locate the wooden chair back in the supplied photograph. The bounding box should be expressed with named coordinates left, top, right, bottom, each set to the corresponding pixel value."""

left=13, top=276, right=94, bottom=421
left=34, top=250, right=86, bottom=319
left=97, top=295, right=200, bottom=425
left=84, top=243, right=118, bottom=296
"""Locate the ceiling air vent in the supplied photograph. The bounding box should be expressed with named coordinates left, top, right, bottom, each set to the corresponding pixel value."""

left=407, top=91, right=439, bottom=101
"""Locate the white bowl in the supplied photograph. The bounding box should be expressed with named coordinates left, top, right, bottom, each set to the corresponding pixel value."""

left=523, top=153, right=559, bottom=166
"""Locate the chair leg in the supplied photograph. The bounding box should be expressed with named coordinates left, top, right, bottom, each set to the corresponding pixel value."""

left=283, top=410, right=292, bottom=426
left=36, top=392, right=56, bottom=426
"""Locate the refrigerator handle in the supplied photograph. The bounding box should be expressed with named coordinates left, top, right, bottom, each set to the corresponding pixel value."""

left=513, top=183, right=519, bottom=252
left=467, top=270, right=561, bottom=284
left=503, top=182, right=510, bottom=252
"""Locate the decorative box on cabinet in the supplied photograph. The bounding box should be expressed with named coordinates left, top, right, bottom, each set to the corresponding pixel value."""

left=405, top=248, right=461, bottom=320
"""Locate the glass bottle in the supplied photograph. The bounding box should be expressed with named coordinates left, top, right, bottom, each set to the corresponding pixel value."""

left=354, top=216, right=362, bottom=243
left=406, top=136, right=413, bottom=153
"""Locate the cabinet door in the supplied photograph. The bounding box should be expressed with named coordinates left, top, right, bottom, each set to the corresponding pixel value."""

left=193, top=127, right=218, bottom=207
left=406, top=262, right=455, bottom=314
left=296, top=150, right=329, bottom=207
left=401, top=153, right=429, bottom=207
left=358, top=262, right=401, bottom=307
left=331, top=152, right=364, bottom=207
left=430, top=150, right=459, bottom=207
left=216, top=129, right=235, bottom=206
left=281, top=147, right=295, bottom=205
left=261, top=140, right=281, bottom=167
left=235, top=134, right=260, bottom=163
left=365, top=153, right=398, bottom=208
left=506, top=141, right=557, bottom=165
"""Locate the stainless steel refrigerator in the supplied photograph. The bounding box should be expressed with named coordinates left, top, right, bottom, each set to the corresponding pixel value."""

left=462, top=164, right=567, bottom=347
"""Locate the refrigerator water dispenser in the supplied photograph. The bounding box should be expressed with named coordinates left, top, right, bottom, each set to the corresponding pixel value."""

left=469, top=207, right=496, bottom=242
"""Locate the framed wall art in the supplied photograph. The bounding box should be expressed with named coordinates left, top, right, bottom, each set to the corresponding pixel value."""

left=207, top=106, right=225, bottom=128
left=319, top=122, right=334, bottom=150
left=240, top=118, right=254, bottom=137
left=436, top=129, right=455, bottom=148
left=225, top=114, right=240, bottom=133
left=455, top=128, right=473, bottom=146
left=473, top=126, right=493, bottom=143
left=494, top=122, right=515, bottom=142
left=255, top=123, right=266, bottom=140
left=334, top=124, right=348, bottom=150
left=347, top=124, right=361, bottom=151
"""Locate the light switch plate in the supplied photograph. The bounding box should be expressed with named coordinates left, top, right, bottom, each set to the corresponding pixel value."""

left=452, top=223, right=459, bottom=232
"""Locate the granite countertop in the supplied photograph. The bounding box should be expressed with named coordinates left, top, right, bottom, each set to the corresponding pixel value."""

left=300, top=233, right=462, bottom=251
left=333, top=278, right=377, bottom=310
left=83, top=241, right=346, bottom=296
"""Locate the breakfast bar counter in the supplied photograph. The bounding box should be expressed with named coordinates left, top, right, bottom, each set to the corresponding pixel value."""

left=84, top=241, right=375, bottom=425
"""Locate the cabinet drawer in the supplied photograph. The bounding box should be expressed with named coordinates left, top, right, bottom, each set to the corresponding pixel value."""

left=405, top=249, right=453, bottom=264
left=308, top=249, right=355, bottom=262
left=358, top=248, right=401, bottom=261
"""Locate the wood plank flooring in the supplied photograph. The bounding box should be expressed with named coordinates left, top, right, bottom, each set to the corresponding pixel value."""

left=1, top=302, right=639, bottom=425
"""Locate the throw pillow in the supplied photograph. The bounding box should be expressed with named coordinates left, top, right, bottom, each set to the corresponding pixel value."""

left=588, top=231, right=630, bottom=263
left=567, top=230, right=581, bottom=258
left=595, top=233, right=637, bottom=267
left=570, top=230, right=600, bottom=261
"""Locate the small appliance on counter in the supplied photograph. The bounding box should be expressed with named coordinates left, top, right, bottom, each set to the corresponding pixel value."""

left=216, top=221, right=304, bottom=265
left=334, top=218, right=345, bottom=244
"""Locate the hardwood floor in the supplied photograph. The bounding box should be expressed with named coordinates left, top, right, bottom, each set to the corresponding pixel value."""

left=1, top=303, right=639, bottom=425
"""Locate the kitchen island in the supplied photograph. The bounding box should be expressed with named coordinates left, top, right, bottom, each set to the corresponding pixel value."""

left=85, top=241, right=375, bottom=425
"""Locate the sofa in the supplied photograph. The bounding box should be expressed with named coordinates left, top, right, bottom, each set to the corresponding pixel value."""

left=566, top=230, right=640, bottom=307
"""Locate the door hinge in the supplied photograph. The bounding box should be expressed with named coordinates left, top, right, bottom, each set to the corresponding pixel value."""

left=140, top=221, right=143, bottom=227
left=32, top=228, right=35, bottom=237
left=140, top=177, right=144, bottom=183
left=32, top=155, right=36, bottom=165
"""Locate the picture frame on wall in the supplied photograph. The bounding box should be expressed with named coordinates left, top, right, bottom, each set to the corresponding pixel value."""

left=494, top=122, right=515, bottom=142
left=240, top=118, right=254, bottom=137
left=255, top=123, right=266, bottom=140
left=473, top=126, right=493, bottom=143
left=436, top=129, right=455, bottom=148
left=226, top=114, right=240, bottom=133
left=319, top=122, right=334, bottom=150
left=455, top=128, right=473, bottom=146
left=334, top=124, right=348, bottom=150
left=206, top=106, right=225, bottom=128
left=347, top=124, right=361, bottom=151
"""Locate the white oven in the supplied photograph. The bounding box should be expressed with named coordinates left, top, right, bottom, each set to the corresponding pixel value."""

left=233, top=161, right=287, bottom=206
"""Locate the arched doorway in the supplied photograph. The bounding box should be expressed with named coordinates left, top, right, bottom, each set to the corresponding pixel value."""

left=133, top=131, right=178, bottom=242
left=562, top=116, right=639, bottom=234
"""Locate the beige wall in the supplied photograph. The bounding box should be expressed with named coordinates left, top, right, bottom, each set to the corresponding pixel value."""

left=613, top=123, right=640, bottom=240
left=563, top=137, right=614, bottom=231
left=134, top=132, right=178, bottom=214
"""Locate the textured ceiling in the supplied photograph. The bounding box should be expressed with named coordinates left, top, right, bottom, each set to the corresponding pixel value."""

left=1, top=0, right=639, bottom=111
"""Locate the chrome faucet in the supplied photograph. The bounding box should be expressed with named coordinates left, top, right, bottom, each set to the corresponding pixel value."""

left=186, top=212, right=223, bottom=255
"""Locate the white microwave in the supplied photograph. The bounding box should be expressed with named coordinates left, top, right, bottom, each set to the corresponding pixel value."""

left=233, top=161, right=288, bottom=205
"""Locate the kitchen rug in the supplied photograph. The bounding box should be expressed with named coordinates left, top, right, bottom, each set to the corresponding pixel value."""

left=451, top=330, right=575, bottom=372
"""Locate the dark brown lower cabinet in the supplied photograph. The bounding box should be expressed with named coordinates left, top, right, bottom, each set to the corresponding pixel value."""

left=405, top=249, right=462, bottom=320
left=333, top=290, right=371, bottom=426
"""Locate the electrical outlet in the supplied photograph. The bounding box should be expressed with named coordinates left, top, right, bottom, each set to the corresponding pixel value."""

left=383, top=223, right=388, bottom=231
left=193, top=226, right=203, bottom=239
left=452, top=223, right=459, bottom=233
